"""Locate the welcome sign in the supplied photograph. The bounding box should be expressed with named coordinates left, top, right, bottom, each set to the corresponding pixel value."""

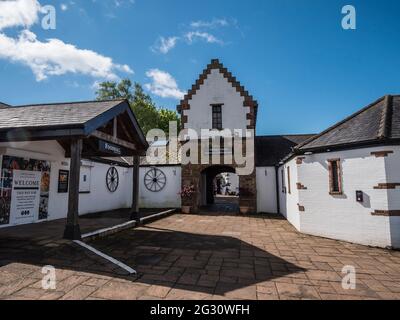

left=10, top=170, right=42, bottom=225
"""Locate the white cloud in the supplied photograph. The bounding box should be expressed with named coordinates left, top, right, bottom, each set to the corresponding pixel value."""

left=145, top=69, right=184, bottom=100
left=0, top=0, right=133, bottom=81
left=0, top=0, right=41, bottom=31
left=0, top=30, right=133, bottom=81
left=151, top=36, right=179, bottom=54
left=190, top=18, right=229, bottom=29
left=185, top=31, right=223, bottom=45
left=60, top=3, right=68, bottom=11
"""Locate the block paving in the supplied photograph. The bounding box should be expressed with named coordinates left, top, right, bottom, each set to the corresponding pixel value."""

left=1, top=213, right=400, bottom=300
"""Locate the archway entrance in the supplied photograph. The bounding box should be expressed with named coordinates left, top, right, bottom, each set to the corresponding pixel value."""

left=200, top=166, right=239, bottom=212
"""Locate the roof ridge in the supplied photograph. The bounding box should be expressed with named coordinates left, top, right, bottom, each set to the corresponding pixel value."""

left=378, top=95, right=393, bottom=139
left=295, top=95, right=386, bottom=150
left=257, top=134, right=316, bottom=138
left=13, top=99, right=127, bottom=108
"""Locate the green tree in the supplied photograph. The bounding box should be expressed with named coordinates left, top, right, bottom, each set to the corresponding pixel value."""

left=95, top=79, right=181, bottom=136
left=96, top=79, right=133, bottom=100
left=130, top=83, right=160, bottom=135
left=158, top=107, right=181, bottom=135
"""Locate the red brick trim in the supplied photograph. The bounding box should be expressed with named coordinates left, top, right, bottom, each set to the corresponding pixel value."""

left=371, top=151, right=394, bottom=158
left=177, top=59, right=258, bottom=130
left=328, top=159, right=343, bottom=195
left=296, top=157, right=306, bottom=165
left=374, top=183, right=400, bottom=190
left=297, top=183, right=308, bottom=190
left=298, top=204, right=305, bottom=212
left=372, top=210, right=400, bottom=217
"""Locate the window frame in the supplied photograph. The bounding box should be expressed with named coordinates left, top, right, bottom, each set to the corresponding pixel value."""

left=281, top=168, right=286, bottom=193
left=328, top=159, right=343, bottom=195
left=211, top=104, right=223, bottom=130
left=287, top=166, right=291, bottom=194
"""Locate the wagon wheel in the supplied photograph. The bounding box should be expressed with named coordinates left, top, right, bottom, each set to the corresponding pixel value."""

left=144, top=168, right=166, bottom=192
left=106, top=167, right=119, bottom=192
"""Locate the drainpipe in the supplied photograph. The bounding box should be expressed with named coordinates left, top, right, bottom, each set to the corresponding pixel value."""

left=275, top=165, right=281, bottom=214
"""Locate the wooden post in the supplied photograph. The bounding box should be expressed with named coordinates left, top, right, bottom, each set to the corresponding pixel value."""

left=63, top=139, right=82, bottom=240
left=130, top=155, right=140, bottom=222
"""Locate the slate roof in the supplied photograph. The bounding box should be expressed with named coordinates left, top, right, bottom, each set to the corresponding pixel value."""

left=255, top=135, right=316, bottom=166
left=0, top=100, right=125, bottom=130
left=297, top=95, right=400, bottom=151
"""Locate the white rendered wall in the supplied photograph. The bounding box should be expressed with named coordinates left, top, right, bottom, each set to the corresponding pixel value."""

left=296, top=146, right=393, bottom=248
left=0, top=141, right=133, bottom=226
left=183, top=69, right=250, bottom=134
left=278, top=159, right=300, bottom=230
left=139, top=166, right=181, bottom=209
left=256, top=167, right=277, bottom=213
left=384, top=146, right=400, bottom=247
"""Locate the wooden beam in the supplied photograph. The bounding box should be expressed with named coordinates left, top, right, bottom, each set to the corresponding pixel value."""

left=91, top=130, right=136, bottom=151
left=63, top=138, right=82, bottom=240
left=119, top=116, right=135, bottom=142
left=113, top=117, right=118, bottom=138
left=130, top=155, right=140, bottom=222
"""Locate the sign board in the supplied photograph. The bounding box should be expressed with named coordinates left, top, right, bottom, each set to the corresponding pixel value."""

left=58, top=170, right=69, bottom=193
left=98, top=140, right=123, bottom=156
left=10, top=170, right=41, bottom=225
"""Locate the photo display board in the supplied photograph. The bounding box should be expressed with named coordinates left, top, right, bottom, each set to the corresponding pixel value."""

left=0, top=155, right=51, bottom=226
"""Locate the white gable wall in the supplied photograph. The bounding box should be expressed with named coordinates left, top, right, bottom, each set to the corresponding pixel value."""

left=183, top=69, right=250, bottom=134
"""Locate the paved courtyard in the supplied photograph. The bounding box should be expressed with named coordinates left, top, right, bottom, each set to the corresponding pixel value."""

left=1, top=213, right=400, bottom=300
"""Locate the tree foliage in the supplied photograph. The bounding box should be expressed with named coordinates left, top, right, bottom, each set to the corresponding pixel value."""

left=96, top=79, right=181, bottom=136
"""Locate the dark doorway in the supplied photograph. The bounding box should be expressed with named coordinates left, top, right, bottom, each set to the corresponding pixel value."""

left=200, top=166, right=239, bottom=212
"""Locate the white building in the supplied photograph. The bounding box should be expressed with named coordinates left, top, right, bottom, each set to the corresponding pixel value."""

left=277, top=95, right=400, bottom=249
left=143, top=60, right=400, bottom=249
left=1, top=59, right=399, bottom=249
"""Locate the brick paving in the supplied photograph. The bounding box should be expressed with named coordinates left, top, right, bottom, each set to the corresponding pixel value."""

left=1, top=213, right=400, bottom=300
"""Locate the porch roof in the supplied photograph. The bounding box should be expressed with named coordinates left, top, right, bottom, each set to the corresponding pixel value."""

left=0, top=99, right=149, bottom=156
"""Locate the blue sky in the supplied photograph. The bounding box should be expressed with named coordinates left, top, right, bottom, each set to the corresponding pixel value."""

left=0, top=0, right=400, bottom=136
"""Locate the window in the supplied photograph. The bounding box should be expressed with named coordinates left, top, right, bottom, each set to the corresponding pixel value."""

left=287, top=167, right=291, bottom=194
left=281, top=169, right=286, bottom=193
left=328, top=159, right=342, bottom=195
left=212, top=105, right=223, bottom=130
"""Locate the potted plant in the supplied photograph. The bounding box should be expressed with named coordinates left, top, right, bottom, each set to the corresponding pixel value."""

left=239, top=187, right=254, bottom=215
left=180, top=185, right=195, bottom=214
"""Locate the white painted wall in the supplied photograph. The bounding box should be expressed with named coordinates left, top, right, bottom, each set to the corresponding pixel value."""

left=278, top=159, right=301, bottom=230
left=297, top=147, right=392, bottom=248
left=278, top=146, right=400, bottom=248
left=0, top=141, right=134, bottom=227
left=256, top=167, right=277, bottom=213
left=139, top=166, right=181, bottom=209
left=384, top=146, right=400, bottom=247
left=183, top=69, right=250, bottom=134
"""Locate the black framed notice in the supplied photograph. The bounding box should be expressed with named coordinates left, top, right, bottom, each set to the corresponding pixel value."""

left=58, top=170, right=69, bottom=193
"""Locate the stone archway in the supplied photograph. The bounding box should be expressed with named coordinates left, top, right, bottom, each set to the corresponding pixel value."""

left=200, top=165, right=236, bottom=206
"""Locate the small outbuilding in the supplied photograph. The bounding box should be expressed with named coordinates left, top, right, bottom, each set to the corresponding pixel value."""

left=0, top=99, right=148, bottom=240
left=278, top=95, right=400, bottom=248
